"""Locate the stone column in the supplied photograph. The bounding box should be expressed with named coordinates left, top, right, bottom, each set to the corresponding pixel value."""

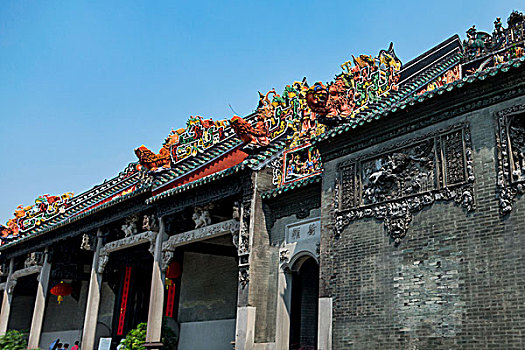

left=275, top=268, right=292, bottom=350
left=145, top=217, right=167, bottom=350
left=317, top=297, right=333, bottom=350
left=0, top=258, right=14, bottom=335
left=28, top=249, right=51, bottom=349
left=235, top=306, right=256, bottom=350
left=81, top=229, right=104, bottom=350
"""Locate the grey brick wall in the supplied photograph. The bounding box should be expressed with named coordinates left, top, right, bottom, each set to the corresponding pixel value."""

left=320, top=95, right=525, bottom=349
left=250, top=168, right=280, bottom=343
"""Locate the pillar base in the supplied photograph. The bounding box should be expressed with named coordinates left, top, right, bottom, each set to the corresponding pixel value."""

left=143, top=341, right=164, bottom=350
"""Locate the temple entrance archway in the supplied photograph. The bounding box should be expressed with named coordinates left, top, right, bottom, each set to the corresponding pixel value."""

left=289, top=256, right=319, bottom=350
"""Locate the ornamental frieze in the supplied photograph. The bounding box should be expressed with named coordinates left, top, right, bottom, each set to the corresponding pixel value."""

left=334, top=123, right=475, bottom=244
left=495, top=104, right=525, bottom=215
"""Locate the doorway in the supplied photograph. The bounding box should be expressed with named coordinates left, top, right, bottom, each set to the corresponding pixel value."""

left=289, top=257, right=319, bottom=350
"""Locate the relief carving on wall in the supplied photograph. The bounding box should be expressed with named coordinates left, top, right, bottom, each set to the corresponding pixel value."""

left=495, top=105, right=525, bottom=215
left=237, top=199, right=251, bottom=289
left=335, top=123, right=475, bottom=244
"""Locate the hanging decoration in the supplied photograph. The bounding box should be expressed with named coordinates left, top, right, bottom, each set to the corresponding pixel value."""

left=50, top=281, right=73, bottom=304
left=165, top=261, right=181, bottom=289
left=165, top=262, right=181, bottom=318
left=117, top=266, right=133, bottom=335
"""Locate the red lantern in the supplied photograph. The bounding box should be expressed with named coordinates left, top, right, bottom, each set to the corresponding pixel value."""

left=50, top=281, right=72, bottom=304
left=165, top=262, right=181, bottom=289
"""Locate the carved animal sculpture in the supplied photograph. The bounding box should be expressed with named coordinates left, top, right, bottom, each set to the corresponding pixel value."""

left=229, top=115, right=269, bottom=146
left=142, top=214, right=159, bottom=232
left=61, top=192, right=74, bottom=201
left=379, top=42, right=402, bottom=72
left=14, top=205, right=34, bottom=219
left=1, top=219, right=19, bottom=238
left=122, top=215, right=139, bottom=237
left=134, top=145, right=171, bottom=171
left=464, top=25, right=492, bottom=57
left=43, top=194, right=61, bottom=205
left=192, top=210, right=211, bottom=228
left=352, top=54, right=374, bottom=69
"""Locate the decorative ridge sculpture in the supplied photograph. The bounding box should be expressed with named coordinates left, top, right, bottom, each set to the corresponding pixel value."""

left=0, top=192, right=74, bottom=244
left=462, top=10, right=524, bottom=72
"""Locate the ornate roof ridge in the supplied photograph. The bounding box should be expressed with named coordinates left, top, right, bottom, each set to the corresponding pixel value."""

left=2, top=9, right=523, bottom=246
left=313, top=55, right=524, bottom=145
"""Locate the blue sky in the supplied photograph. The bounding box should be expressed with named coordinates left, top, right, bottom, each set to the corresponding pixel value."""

left=0, top=0, right=523, bottom=222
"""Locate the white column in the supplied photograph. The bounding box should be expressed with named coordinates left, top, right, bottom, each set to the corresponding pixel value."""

left=317, top=297, right=333, bottom=350
left=275, top=268, right=292, bottom=350
left=145, top=218, right=167, bottom=349
left=0, top=259, right=14, bottom=335
left=81, top=229, right=104, bottom=350
left=28, top=249, right=51, bottom=349
left=235, top=306, right=256, bottom=350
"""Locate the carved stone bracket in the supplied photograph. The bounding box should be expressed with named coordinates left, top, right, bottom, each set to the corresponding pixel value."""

left=495, top=104, right=525, bottom=215
left=269, top=157, right=283, bottom=186
left=6, top=265, right=43, bottom=294
left=97, top=253, right=110, bottom=275
left=334, top=123, right=475, bottom=244
left=161, top=250, right=175, bottom=272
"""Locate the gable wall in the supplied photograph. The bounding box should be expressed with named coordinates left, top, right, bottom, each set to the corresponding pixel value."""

left=320, top=94, right=525, bottom=349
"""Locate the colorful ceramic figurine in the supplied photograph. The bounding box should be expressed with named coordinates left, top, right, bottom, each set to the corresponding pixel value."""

left=134, top=144, right=171, bottom=171
left=229, top=115, right=269, bottom=146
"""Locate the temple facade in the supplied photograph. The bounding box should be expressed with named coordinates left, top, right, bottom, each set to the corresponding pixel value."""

left=1, top=10, right=525, bottom=350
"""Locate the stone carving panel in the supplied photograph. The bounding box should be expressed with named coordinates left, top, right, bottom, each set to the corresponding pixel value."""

left=121, top=214, right=139, bottom=237
left=335, top=123, right=475, bottom=244
left=237, top=201, right=251, bottom=257
left=142, top=214, right=159, bottom=232
left=495, top=104, right=525, bottom=214
left=24, top=252, right=44, bottom=268
left=360, top=138, right=436, bottom=205
left=280, top=218, right=321, bottom=270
